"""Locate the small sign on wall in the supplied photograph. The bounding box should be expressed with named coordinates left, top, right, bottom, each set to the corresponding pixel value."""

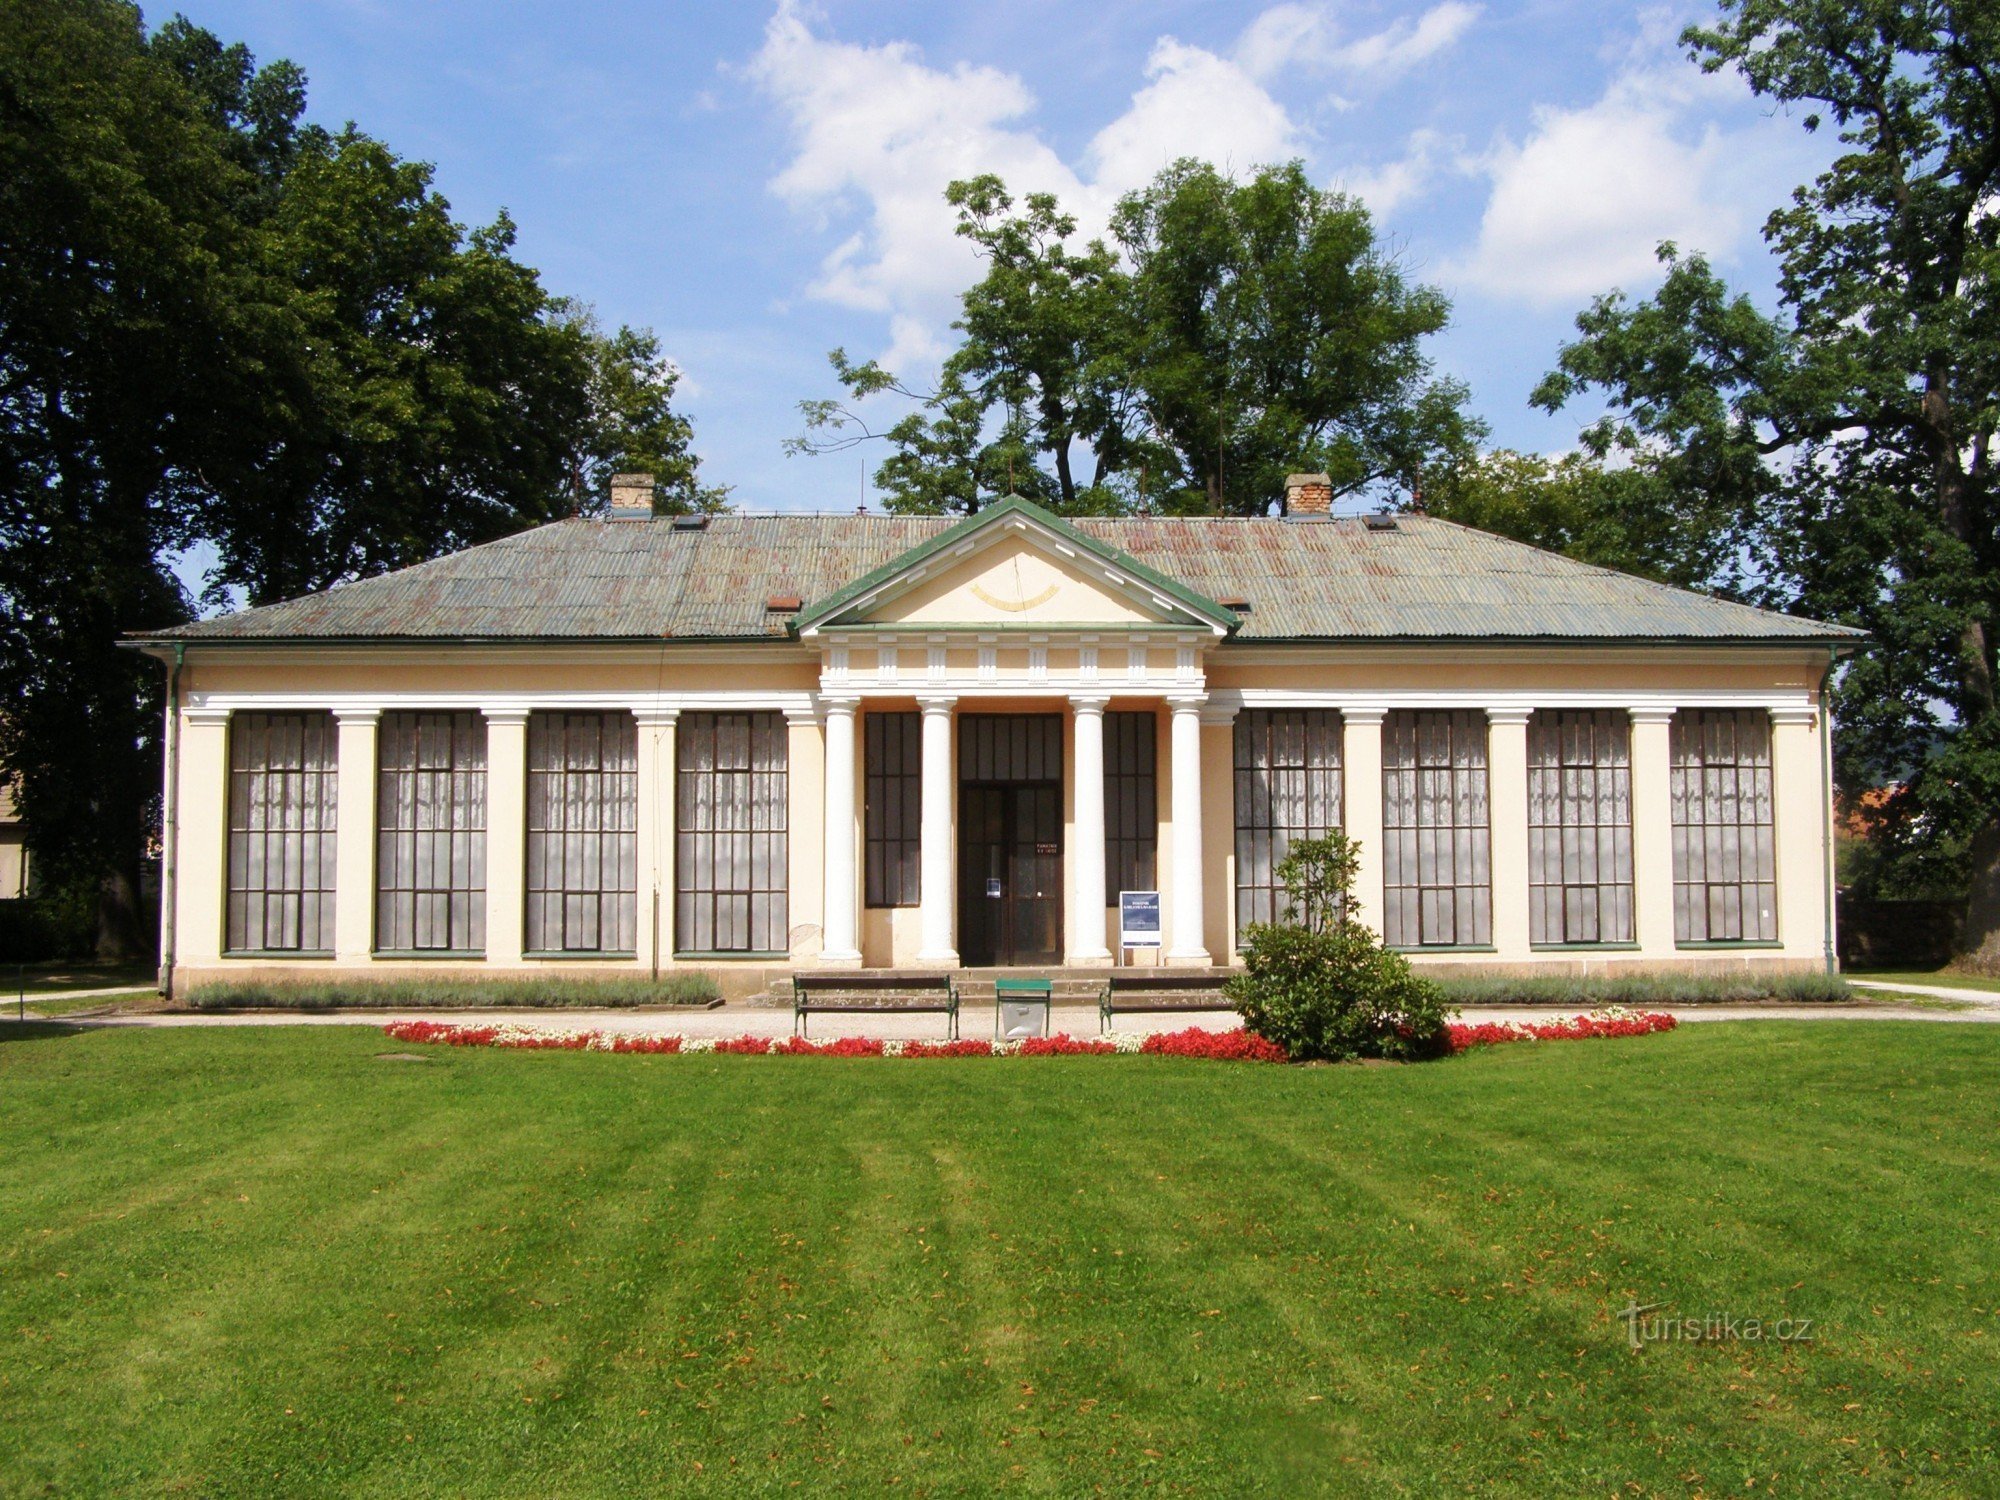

left=1119, top=890, right=1161, bottom=949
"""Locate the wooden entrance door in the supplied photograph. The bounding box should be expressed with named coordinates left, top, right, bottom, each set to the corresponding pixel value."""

left=958, top=782, right=1063, bottom=967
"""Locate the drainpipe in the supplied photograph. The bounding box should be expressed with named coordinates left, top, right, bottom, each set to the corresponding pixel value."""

left=1820, top=645, right=1838, bottom=975
left=157, top=645, right=184, bottom=997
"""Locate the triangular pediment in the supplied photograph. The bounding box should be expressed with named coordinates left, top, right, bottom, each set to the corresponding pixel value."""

left=797, top=495, right=1234, bottom=635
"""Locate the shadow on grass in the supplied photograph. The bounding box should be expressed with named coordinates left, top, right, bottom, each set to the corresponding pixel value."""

left=0, top=1019, right=90, bottom=1045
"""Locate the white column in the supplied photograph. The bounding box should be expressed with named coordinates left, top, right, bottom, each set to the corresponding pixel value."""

left=1342, top=709, right=1388, bottom=940
left=820, top=695, right=862, bottom=964
left=1628, top=706, right=1678, bottom=957
left=1166, top=694, right=1211, bottom=965
left=483, top=708, right=529, bottom=966
left=634, top=708, right=678, bottom=974
left=915, top=694, right=959, bottom=966
left=333, top=707, right=380, bottom=962
left=1485, top=706, right=1533, bottom=958
left=1770, top=705, right=1828, bottom=961
left=1068, top=693, right=1113, bottom=964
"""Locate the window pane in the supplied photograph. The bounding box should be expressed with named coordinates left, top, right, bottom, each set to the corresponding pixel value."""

left=1670, top=709, right=1778, bottom=943
left=226, top=712, right=338, bottom=953
left=1232, top=710, right=1343, bottom=938
left=1382, top=711, right=1491, bottom=947
left=864, top=712, right=921, bottom=907
left=376, top=712, right=487, bottom=953
left=677, top=712, right=789, bottom=952
left=1527, top=710, right=1633, bottom=946
left=525, top=712, right=638, bottom=952
left=1105, top=711, right=1158, bottom=903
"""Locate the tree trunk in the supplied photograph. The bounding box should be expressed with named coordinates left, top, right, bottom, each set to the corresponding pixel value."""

left=93, top=865, right=148, bottom=964
left=1958, top=820, right=2000, bottom=972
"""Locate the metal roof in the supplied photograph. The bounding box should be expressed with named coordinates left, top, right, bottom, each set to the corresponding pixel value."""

left=137, top=511, right=1863, bottom=646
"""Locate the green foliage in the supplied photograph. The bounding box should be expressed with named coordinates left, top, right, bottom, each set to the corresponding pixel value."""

left=1435, top=970, right=1853, bottom=1007
left=1225, top=831, right=1454, bottom=1060
left=1424, top=448, right=1721, bottom=589
left=792, top=161, right=1478, bottom=516
left=183, top=972, right=721, bottom=1010
left=0, top=888, right=101, bottom=965
left=1529, top=2, right=2000, bottom=946
left=558, top=304, right=728, bottom=516
left=0, top=2, right=716, bottom=953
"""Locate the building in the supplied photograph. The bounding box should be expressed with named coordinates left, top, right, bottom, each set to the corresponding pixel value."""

left=128, top=478, right=1862, bottom=996
left=0, top=778, right=28, bottom=901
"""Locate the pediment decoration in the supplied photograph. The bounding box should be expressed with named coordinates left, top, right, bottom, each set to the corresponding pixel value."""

left=796, top=495, right=1234, bottom=636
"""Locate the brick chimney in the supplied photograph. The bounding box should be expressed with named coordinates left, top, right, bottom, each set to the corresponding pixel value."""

left=1284, top=472, right=1332, bottom=517
left=608, top=472, right=654, bottom=520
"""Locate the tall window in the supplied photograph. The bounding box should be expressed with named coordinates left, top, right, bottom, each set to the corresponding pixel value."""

left=864, top=711, right=920, bottom=908
left=677, top=712, right=789, bottom=953
left=377, top=712, right=486, bottom=954
left=227, top=712, right=338, bottom=953
left=526, top=712, right=637, bottom=953
left=1671, top=709, right=1777, bottom=942
left=1382, top=710, right=1491, bottom=948
left=1233, top=709, right=1343, bottom=931
left=1527, top=710, right=1633, bottom=945
left=1105, top=711, right=1158, bottom=902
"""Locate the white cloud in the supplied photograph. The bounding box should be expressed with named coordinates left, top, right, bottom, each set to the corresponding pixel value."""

left=1335, top=127, right=1455, bottom=220
left=746, top=1, right=1487, bottom=372
left=1451, top=42, right=1792, bottom=305
left=1235, top=2, right=1482, bottom=85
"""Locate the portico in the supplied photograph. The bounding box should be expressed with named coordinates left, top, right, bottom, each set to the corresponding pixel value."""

left=799, top=498, right=1238, bottom=970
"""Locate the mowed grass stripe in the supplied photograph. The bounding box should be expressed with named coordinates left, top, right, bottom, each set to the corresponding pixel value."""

left=1, top=1022, right=1995, bottom=1495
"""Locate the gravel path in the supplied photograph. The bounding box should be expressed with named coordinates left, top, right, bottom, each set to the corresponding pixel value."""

left=11, top=994, right=1995, bottom=1037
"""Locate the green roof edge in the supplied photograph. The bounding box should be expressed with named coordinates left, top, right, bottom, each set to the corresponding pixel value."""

left=793, top=494, right=1238, bottom=634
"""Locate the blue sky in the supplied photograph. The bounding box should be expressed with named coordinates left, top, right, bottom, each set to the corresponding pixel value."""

left=183, top=0, right=1833, bottom=514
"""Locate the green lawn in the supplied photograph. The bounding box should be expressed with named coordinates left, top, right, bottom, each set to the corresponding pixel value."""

left=0, top=960, right=154, bottom=996
left=1, top=1023, right=1994, bottom=1496
left=1850, top=966, right=2000, bottom=994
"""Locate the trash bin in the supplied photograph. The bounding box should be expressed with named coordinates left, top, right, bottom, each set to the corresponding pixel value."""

left=995, top=977, right=1052, bottom=1040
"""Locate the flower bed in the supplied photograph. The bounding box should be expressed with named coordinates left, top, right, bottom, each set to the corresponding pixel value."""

left=381, top=1010, right=1676, bottom=1061
left=1445, top=1007, right=1677, bottom=1052
left=379, top=1019, right=1282, bottom=1060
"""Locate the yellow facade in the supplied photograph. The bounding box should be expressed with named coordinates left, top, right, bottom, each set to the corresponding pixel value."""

left=153, top=513, right=1842, bottom=993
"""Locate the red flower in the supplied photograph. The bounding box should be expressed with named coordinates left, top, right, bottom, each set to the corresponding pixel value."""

left=1139, top=1027, right=1289, bottom=1063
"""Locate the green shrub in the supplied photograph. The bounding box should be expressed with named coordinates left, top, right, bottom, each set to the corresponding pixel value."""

left=1225, top=832, right=1454, bottom=1061
left=183, top=972, right=721, bottom=1010
left=1435, top=971, right=1854, bottom=1007
left=0, top=888, right=99, bottom=965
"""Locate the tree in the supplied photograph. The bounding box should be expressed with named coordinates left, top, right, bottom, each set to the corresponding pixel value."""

left=559, top=304, right=729, bottom=516
left=1113, top=160, right=1479, bottom=514
left=1532, top=1, right=2000, bottom=957
left=0, top=3, right=717, bottom=956
left=0, top=0, right=274, bottom=955
left=792, top=160, right=1479, bottom=516
left=1424, top=448, right=1731, bottom=589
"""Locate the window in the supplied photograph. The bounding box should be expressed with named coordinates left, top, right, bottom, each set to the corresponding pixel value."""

left=1233, top=709, right=1343, bottom=932
left=677, top=712, right=788, bottom=953
left=376, top=712, right=486, bottom=953
left=1527, top=710, right=1633, bottom=945
left=1382, top=710, right=1491, bottom=947
left=526, top=712, right=637, bottom=953
left=227, top=712, right=338, bottom=953
left=864, top=712, right=920, bottom=908
left=1105, top=711, right=1158, bottom=902
left=1671, top=709, right=1777, bottom=942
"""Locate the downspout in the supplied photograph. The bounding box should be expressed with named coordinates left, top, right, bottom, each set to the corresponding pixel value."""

left=1820, top=645, right=1838, bottom=975
left=157, top=644, right=184, bottom=996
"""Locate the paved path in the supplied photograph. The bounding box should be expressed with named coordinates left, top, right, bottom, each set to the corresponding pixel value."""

left=1848, top=978, right=2000, bottom=1007
left=11, top=984, right=157, bottom=1005
left=10, top=994, right=1997, bottom=1036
